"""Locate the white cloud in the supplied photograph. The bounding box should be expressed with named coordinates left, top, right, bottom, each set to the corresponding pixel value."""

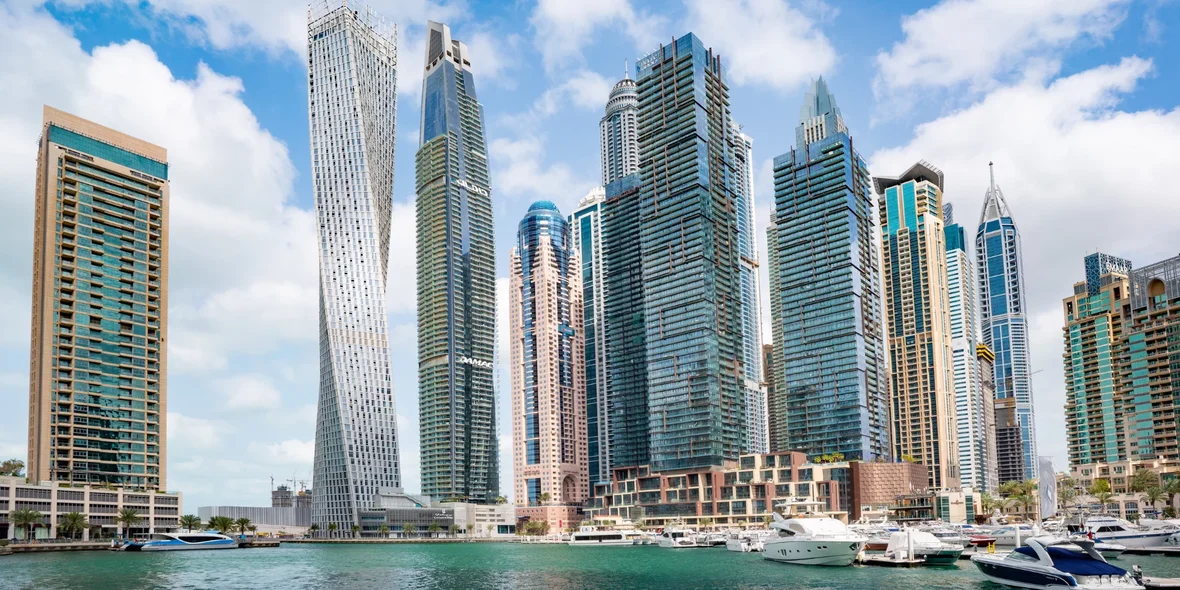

left=247, top=439, right=314, bottom=465
left=682, top=0, right=837, bottom=92
left=530, top=0, right=666, bottom=71
left=386, top=202, right=417, bottom=314
left=868, top=56, right=1180, bottom=468
left=167, top=412, right=223, bottom=450
left=875, top=0, right=1130, bottom=95
left=217, top=374, right=283, bottom=410
left=488, top=135, right=596, bottom=214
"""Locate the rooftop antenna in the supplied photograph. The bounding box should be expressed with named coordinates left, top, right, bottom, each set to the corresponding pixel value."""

left=270, top=476, right=274, bottom=491
left=989, top=161, right=996, bottom=193
left=624, top=59, right=629, bottom=80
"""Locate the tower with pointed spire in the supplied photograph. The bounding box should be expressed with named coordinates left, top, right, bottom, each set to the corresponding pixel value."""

left=976, top=163, right=1037, bottom=483
left=599, top=64, right=639, bottom=185
left=768, top=78, right=889, bottom=461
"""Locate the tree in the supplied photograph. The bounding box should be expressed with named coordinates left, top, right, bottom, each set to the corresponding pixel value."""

left=466, top=524, right=475, bottom=538
left=1130, top=469, right=1160, bottom=493
left=208, top=516, right=234, bottom=535
left=1142, top=486, right=1167, bottom=515
left=486, top=523, right=495, bottom=536
left=179, top=515, right=202, bottom=532
left=327, top=523, right=338, bottom=539
left=0, top=459, right=24, bottom=477
left=449, top=524, right=459, bottom=537
left=58, top=512, right=88, bottom=540
left=1163, top=478, right=1180, bottom=513
left=351, top=525, right=360, bottom=539
left=634, top=518, right=645, bottom=530
left=1057, top=478, right=1080, bottom=511
left=699, top=517, right=713, bottom=530
left=428, top=521, right=442, bottom=537
left=1088, top=479, right=1114, bottom=513
left=901, top=454, right=918, bottom=464
left=494, top=496, right=508, bottom=505
left=402, top=523, right=415, bottom=538
left=234, top=518, right=253, bottom=537
left=117, top=508, right=142, bottom=539
left=10, top=509, right=43, bottom=542
left=1013, top=493, right=1035, bottom=519
left=308, top=524, right=320, bottom=538
left=538, top=493, right=551, bottom=506
left=378, top=524, right=390, bottom=538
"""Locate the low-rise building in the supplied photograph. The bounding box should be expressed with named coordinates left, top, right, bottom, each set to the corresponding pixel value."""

left=890, top=489, right=980, bottom=524
left=358, top=488, right=454, bottom=538
left=197, top=505, right=310, bottom=536
left=0, top=475, right=180, bottom=540
left=848, top=460, right=929, bottom=522
left=1065, top=459, right=1180, bottom=519
left=448, top=502, right=516, bottom=537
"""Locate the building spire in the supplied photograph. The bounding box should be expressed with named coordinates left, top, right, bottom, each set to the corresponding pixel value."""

left=989, top=161, right=996, bottom=195
left=624, top=59, right=629, bottom=80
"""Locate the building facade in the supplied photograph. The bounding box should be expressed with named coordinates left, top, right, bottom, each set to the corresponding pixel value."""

left=570, top=188, right=611, bottom=492
left=198, top=505, right=311, bottom=535
left=1, top=476, right=180, bottom=540
left=1065, top=459, right=1180, bottom=519
left=768, top=78, right=889, bottom=461
left=732, top=122, right=767, bottom=454
left=1063, top=253, right=1132, bottom=466
left=633, top=34, right=746, bottom=471
left=599, top=72, right=639, bottom=186
left=27, top=106, right=169, bottom=490
left=875, top=161, right=959, bottom=490
left=308, top=1, right=403, bottom=532
left=848, top=461, right=929, bottom=522
left=945, top=204, right=993, bottom=491
left=1124, top=255, right=1180, bottom=461
left=415, top=21, right=498, bottom=502
left=978, top=344, right=1000, bottom=488
left=510, top=201, right=588, bottom=529
left=976, top=164, right=1037, bottom=481
left=765, top=344, right=787, bottom=452
left=448, top=501, right=517, bottom=538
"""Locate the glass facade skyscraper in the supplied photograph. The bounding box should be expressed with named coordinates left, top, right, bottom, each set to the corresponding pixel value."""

left=27, top=106, right=169, bottom=490
left=599, top=73, right=639, bottom=186
left=731, top=121, right=767, bottom=454
left=510, top=202, right=587, bottom=516
left=308, top=1, right=402, bottom=532
left=875, top=161, right=959, bottom=490
left=570, top=187, right=610, bottom=490
left=415, top=21, right=498, bottom=503
left=769, top=78, right=889, bottom=460
left=635, top=34, right=746, bottom=471
left=975, top=164, right=1037, bottom=481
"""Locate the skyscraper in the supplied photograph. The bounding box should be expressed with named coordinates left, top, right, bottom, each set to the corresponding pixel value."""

left=731, top=121, right=767, bottom=454
left=634, top=34, right=746, bottom=471
left=27, top=106, right=169, bottom=489
left=945, top=203, right=993, bottom=491
left=510, top=201, right=587, bottom=527
left=769, top=78, right=889, bottom=460
left=416, top=21, right=498, bottom=502
left=1123, top=255, right=1180, bottom=461
left=308, top=1, right=402, bottom=531
left=1063, top=253, right=1131, bottom=466
left=570, top=187, right=610, bottom=490
left=875, top=161, right=959, bottom=490
left=599, top=70, right=639, bottom=186
left=976, top=163, right=1037, bottom=481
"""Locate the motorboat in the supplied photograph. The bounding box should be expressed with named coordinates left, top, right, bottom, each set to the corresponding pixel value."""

left=971, top=537, right=1143, bottom=589
left=1069, top=517, right=1176, bottom=549
left=696, top=532, right=727, bottom=547
left=884, top=530, right=964, bottom=565
left=921, top=525, right=973, bottom=548
left=990, top=524, right=1039, bottom=547
left=658, top=528, right=700, bottom=548
left=568, top=527, right=634, bottom=546
left=762, top=514, right=866, bottom=567
left=1168, top=531, right=1180, bottom=547
left=864, top=532, right=892, bottom=552
left=726, top=530, right=769, bottom=553
left=123, top=531, right=237, bottom=551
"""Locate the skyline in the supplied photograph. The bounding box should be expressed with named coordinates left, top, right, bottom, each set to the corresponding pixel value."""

left=1, top=0, right=1180, bottom=509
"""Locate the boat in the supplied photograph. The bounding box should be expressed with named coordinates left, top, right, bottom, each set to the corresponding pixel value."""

left=762, top=514, right=866, bottom=567
left=990, top=524, right=1039, bottom=547
left=1068, top=517, right=1176, bottom=549
left=122, top=531, right=237, bottom=551
left=726, top=530, right=769, bottom=553
left=699, top=532, right=728, bottom=547
left=921, top=525, right=972, bottom=548
left=883, top=530, right=963, bottom=565
left=864, top=532, right=892, bottom=551
left=970, top=534, right=999, bottom=547
left=971, top=537, right=1143, bottom=589
left=568, top=526, right=634, bottom=546
left=1168, top=531, right=1180, bottom=547
left=658, top=528, right=700, bottom=548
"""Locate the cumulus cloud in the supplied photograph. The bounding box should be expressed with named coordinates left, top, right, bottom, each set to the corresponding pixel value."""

left=530, top=0, right=667, bottom=71
left=167, top=412, right=223, bottom=450
left=217, top=374, right=283, bottom=410
left=682, top=0, right=838, bottom=92
left=868, top=56, right=1180, bottom=465
left=488, top=135, right=596, bottom=215
left=247, top=439, right=314, bottom=465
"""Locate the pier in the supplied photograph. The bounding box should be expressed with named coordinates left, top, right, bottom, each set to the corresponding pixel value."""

left=7, top=542, right=110, bottom=553
left=1124, top=547, right=1180, bottom=557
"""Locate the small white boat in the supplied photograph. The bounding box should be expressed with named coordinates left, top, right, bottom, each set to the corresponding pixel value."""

left=762, top=514, right=866, bottom=567
left=884, top=530, right=963, bottom=565
left=568, top=526, right=634, bottom=546
left=972, top=537, right=1143, bottom=589
left=921, top=525, right=972, bottom=548
left=123, top=531, right=237, bottom=551
left=658, top=528, right=700, bottom=548
left=726, top=530, right=769, bottom=553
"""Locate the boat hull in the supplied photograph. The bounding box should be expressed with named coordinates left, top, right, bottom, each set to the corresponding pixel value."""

left=1092, top=531, right=1174, bottom=549
left=763, top=539, right=865, bottom=566
left=918, top=548, right=962, bottom=565
left=126, top=540, right=237, bottom=551
left=973, top=559, right=1077, bottom=589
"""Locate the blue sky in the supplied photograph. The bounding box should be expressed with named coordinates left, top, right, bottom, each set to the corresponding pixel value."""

left=1, top=0, right=1179, bottom=511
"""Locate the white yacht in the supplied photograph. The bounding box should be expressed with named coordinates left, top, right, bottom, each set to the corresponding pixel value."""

left=762, top=515, right=866, bottom=566
left=726, top=530, right=769, bottom=553
left=658, top=528, right=700, bottom=548
left=883, top=530, right=964, bottom=565
left=1071, top=517, right=1176, bottom=549
left=990, top=524, right=1039, bottom=547
left=123, top=531, right=237, bottom=551
left=568, top=527, right=634, bottom=546
left=921, top=525, right=972, bottom=548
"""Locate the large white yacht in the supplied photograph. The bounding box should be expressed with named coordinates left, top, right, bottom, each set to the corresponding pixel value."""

left=123, top=531, right=237, bottom=551
left=658, top=528, right=700, bottom=548
left=762, top=515, right=866, bottom=566
left=1070, top=517, right=1177, bottom=549
left=567, top=527, right=634, bottom=547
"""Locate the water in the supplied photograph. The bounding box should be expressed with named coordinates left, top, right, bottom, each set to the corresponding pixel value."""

left=3, top=544, right=1180, bottom=590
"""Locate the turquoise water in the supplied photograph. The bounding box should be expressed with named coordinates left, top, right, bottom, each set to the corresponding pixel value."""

left=3, top=544, right=1180, bottom=589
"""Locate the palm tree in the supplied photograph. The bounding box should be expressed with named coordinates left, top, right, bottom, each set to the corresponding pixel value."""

left=248, top=526, right=257, bottom=535
left=699, top=517, right=713, bottom=530
left=1013, top=493, right=1035, bottom=519
left=351, top=525, right=360, bottom=539
left=308, top=524, right=320, bottom=538
left=116, top=508, right=142, bottom=539
left=178, top=515, right=202, bottom=532
left=327, top=523, right=338, bottom=539
left=378, top=524, right=390, bottom=538
left=1088, top=479, right=1115, bottom=513
left=494, top=496, right=508, bottom=505
left=10, top=509, right=43, bottom=542
left=466, top=524, right=475, bottom=538
left=1130, top=469, right=1160, bottom=493
left=538, top=492, right=551, bottom=506
left=58, top=512, right=88, bottom=540
left=634, top=518, right=646, bottom=530
left=486, top=523, right=495, bottom=536
left=1163, top=478, right=1180, bottom=517
left=1058, top=478, right=1080, bottom=512
left=234, top=518, right=252, bottom=537
left=428, top=521, right=442, bottom=537
left=1142, top=486, right=1167, bottom=515
left=448, top=524, right=459, bottom=537
left=402, top=523, right=415, bottom=538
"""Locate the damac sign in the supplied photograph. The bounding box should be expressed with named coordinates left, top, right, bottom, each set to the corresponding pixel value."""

left=458, top=356, right=493, bottom=368
left=455, top=179, right=489, bottom=197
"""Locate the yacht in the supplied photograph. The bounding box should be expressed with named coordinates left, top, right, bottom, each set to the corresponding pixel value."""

left=123, top=531, right=237, bottom=551
left=971, top=537, right=1143, bottom=589
left=1070, top=517, right=1175, bottom=549
left=762, top=515, right=866, bottom=567
left=726, top=530, right=769, bottom=553
left=658, top=528, right=700, bottom=548
left=921, top=525, right=972, bottom=548
left=883, top=530, right=964, bottom=565
left=990, top=524, right=1039, bottom=547
left=568, top=527, right=634, bottom=546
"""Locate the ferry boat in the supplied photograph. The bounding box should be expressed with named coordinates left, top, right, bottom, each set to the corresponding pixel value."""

left=762, top=515, right=866, bottom=567
left=658, top=528, right=700, bottom=548
left=567, top=527, right=634, bottom=547
left=123, top=531, right=237, bottom=551
left=971, top=537, right=1143, bottom=589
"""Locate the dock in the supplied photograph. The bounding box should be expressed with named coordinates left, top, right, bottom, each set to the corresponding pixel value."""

left=7, top=542, right=110, bottom=553
left=1124, top=547, right=1180, bottom=557
left=1144, top=577, right=1180, bottom=589
left=238, top=539, right=280, bottom=548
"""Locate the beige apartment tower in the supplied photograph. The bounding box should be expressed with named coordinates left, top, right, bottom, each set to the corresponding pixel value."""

left=510, top=202, right=587, bottom=531
left=28, top=106, right=169, bottom=489
left=874, top=161, right=959, bottom=490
